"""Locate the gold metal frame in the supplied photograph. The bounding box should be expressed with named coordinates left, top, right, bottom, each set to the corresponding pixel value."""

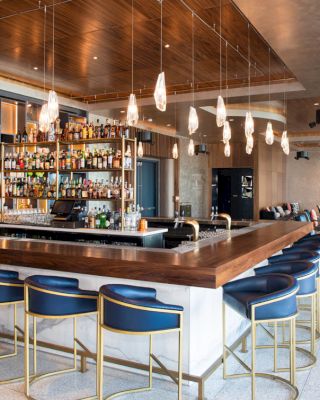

left=24, top=283, right=99, bottom=400
left=223, top=288, right=299, bottom=400
left=98, top=293, right=183, bottom=400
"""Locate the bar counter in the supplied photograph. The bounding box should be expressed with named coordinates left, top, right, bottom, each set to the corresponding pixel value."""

left=0, top=220, right=312, bottom=288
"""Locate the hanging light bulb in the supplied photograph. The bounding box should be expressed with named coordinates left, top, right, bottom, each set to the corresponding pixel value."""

left=172, top=143, right=178, bottom=159
left=281, top=130, right=290, bottom=155
left=265, top=121, right=274, bottom=145
left=39, top=103, right=50, bottom=133
left=224, top=141, right=230, bottom=157
left=216, top=95, right=227, bottom=128
left=154, top=71, right=166, bottom=112
left=188, top=106, right=199, bottom=135
left=246, top=134, right=254, bottom=155
left=223, top=121, right=231, bottom=143
left=188, top=139, right=195, bottom=156
left=47, top=90, right=59, bottom=122
left=127, top=93, right=139, bottom=126
left=245, top=111, right=254, bottom=137
left=137, top=141, right=144, bottom=158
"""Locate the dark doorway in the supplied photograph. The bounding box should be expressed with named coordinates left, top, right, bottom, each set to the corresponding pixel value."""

left=212, top=168, right=254, bottom=220
left=137, top=159, right=159, bottom=217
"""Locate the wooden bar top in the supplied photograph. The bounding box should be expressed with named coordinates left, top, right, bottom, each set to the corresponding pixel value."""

left=0, top=221, right=313, bottom=289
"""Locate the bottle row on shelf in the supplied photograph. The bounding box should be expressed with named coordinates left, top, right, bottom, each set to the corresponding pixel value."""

left=3, top=146, right=133, bottom=172
left=4, top=176, right=134, bottom=201
left=14, top=122, right=130, bottom=144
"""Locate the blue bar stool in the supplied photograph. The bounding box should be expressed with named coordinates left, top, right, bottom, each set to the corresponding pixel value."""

left=223, top=274, right=299, bottom=400
left=24, top=275, right=99, bottom=400
left=98, top=284, right=183, bottom=400
left=255, top=260, right=318, bottom=369
left=0, top=270, right=24, bottom=384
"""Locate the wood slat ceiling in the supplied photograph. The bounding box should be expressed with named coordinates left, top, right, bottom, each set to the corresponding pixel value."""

left=0, top=0, right=295, bottom=103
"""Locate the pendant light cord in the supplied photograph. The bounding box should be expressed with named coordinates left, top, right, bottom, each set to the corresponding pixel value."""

left=219, top=0, right=222, bottom=93
left=43, top=5, right=46, bottom=102
left=248, top=23, right=251, bottom=111
left=160, top=0, right=163, bottom=73
left=131, top=0, right=134, bottom=93
left=225, top=41, right=228, bottom=106
left=268, top=47, right=271, bottom=107
left=192, top=12, right=195, bottom=106
left=283, top=65, right=287, bottom=130
left=52, top=0, right=55, bottom=90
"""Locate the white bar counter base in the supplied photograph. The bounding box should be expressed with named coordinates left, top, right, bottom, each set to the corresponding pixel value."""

left=0, top=224, right=168, bottom=237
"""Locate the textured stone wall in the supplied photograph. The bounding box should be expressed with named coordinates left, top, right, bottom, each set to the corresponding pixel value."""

left=179, top=138, right=209, bottom=218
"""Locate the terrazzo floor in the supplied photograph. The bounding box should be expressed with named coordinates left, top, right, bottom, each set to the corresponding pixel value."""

left=0, top=325, right=319, bottom=400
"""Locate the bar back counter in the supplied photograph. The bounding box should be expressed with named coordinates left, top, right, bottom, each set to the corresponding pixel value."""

left=0, top=220, right=312, bottom=398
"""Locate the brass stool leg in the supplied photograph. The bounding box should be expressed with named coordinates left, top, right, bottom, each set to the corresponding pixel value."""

left=178, top=322, right=183, bottom=400
left=251, top=319, right=256, bottom=400
left=222, top=302, right=227, bottom=379
left=149, top=335, right=153, bottom=389
left=74, top=317, right=77, bottom=370
left=96, top=312, right=100, bottom=398
left=13, top=303, right=17, bottom=355
left=274, top=322, right=278, bottom=372
left=98, top=295, right=104, bottom=400
left=311, top=294, right=316, bottom=356
left=24, top=287, right=30, bottom=397
left=33, top=316, right=37, bottom=375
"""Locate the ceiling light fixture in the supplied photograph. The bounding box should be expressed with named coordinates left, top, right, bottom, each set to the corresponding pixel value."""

left=281, top=66, right=290, bottom=155
left=223, top=121, right=231, bottom=143
left=172, top=143, right=179, bottom=159
left=188, top=12, right=198, bottom=136
left=224, top=141, right=230, bottom=157
left=47, top=0, right=59, bottom=123
left=265, top=48, right=274, bottom=145
left=137, top=141, right=144, bottom=158
left=314, top=102, right=319, bottom=106
left=147, top=118, right=153, bottom=122
left=154, top=0, right=167, bottom=112
left=93, top=56, right=98, bottom=60
left=216, top=0, right=226, bottom=128
left=33, top=67, right=38, bottom=70
left=245, top=23, right=254, bottom=154
left=127, top=0, right=139, bottom=126
left=120, top=110, right=126, bottom=114
left=166, top=123, right=171, bottom=127
left=188, top=138, right=195, bottom=156
left=164, top=43, right=170, bottom=48
left=222, top=41, right=231, bottom=151
left=39, top=6, right=50, bottom=133
left=172, top=91, right=179, bottom=160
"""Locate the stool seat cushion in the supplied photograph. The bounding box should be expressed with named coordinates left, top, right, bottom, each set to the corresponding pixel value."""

left=100, top=284, right=183, bottom=333
left=0, top=270, right=24, bottom=303
left=269, top=250, right=320, bottom=277
left=255, top=261, right=317, bottom=296
left=25, top=275, right=98, bottom=317
left=223, top=274, right=298, bottom=321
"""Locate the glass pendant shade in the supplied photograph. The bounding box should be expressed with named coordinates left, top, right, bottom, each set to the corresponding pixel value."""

left=223, top=121, right=231, bottom=143
left=172, top=143, right=178, bottom=159
left=127, top=93, right=139, bottom=126
left=245, top=111, right=254, bottom=137
left=224, top=141, right=231, bottom=157
left=188, top=106, right=199, bottom=135
left=281, top=130, right=290, bottom=155
left=216, top=95, right=227, bottom=127
left=188, top=139, right=195, bottom=156
left=137, top=141, right=144, bottom=158
left=39, top=103, right=51, bottom=133
left=154, top=71, right=167, bottom=112
left=47, top=90, right=59, bottom=122
left=265, top=121, right=274, bottom=145
left=246, top=134, right=254, bottom=155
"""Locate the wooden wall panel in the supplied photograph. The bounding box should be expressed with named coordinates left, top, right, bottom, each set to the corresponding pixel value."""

left=141, top=132, right=178, bottom=159
left=207, top=142, right=254, bottom=169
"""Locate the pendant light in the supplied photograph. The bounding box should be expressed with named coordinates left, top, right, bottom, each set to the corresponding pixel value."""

left=188, top=12, right=198, bottom=135
left=172, top=91, right=179, bottom=159
left=281, top=66, right=290, bottom=155
left=39, top=5, right=50, bottom=133
left=188, top=138, right=195, bottom=156
left=154, top=0, right=166, bottom=111
left=127, top=0, right=139, bottom=126
left=222, top=42, right=231, bottom=144
left=172, top=143, right=179, bottom=159
left=265, top=48, right=274, bottom=145
left=245, top=24, right=254, bottom=153
left=137, top=140, right=144, bottom=158
left=47, top=0, right=59, bottom=123
left=224, top=140, right=230, bottom=157
left=216, top=0, right=226, bottom=127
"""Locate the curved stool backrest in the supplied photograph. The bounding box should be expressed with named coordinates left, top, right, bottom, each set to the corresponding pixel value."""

left=100, top=284, right=183, bottom=334
left=25, top=275, right=98, bottom=317
left=0, top=270, right=24, bottom=304
left=255, top=261, right=317, bottom=296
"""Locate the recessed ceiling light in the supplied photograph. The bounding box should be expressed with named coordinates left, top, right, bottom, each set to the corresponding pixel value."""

left=164, top=43, right=170, bottom=48
left=33, top=67, right=38, bottom=70
left=229, top=118, right=234, bottom=122
left=147, top=118, right=153, bottom=122
left=166, top=123, right=171, bottom=127
left=120, top=110, right=126, bottom=114
left=93, top=56, right=98, bottom=60
left=314, top=102, right=319, bottom=106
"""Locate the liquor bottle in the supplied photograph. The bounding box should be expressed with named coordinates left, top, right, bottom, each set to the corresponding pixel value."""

left=100, top=206, right=107, bottom=229
left=22, top=127, right=28, bottom=143
left=95, top=208, right=101, bottom=229
left=88, top=209, right=95, bottom=229
left=16, top=130, right=21, bottom=143
left=28, top=128, right=34, bottom=143
left=92, top=149, right=98, bottom=169
left=4, top=153, right=9, bottom=170
left=97, top=151, right=103, bottom=169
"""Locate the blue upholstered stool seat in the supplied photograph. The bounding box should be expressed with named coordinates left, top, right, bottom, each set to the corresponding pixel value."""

left=25, top=275, right=98, bottom=317
left=223, top=274, right=298, bottom=321
left=269, top=250, right=320, bottom=277
left=100, top=284, right=183, bottom=333
left=0, top=270, right=24, bottom=303
left=255, top=261, right=317, bottom=296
